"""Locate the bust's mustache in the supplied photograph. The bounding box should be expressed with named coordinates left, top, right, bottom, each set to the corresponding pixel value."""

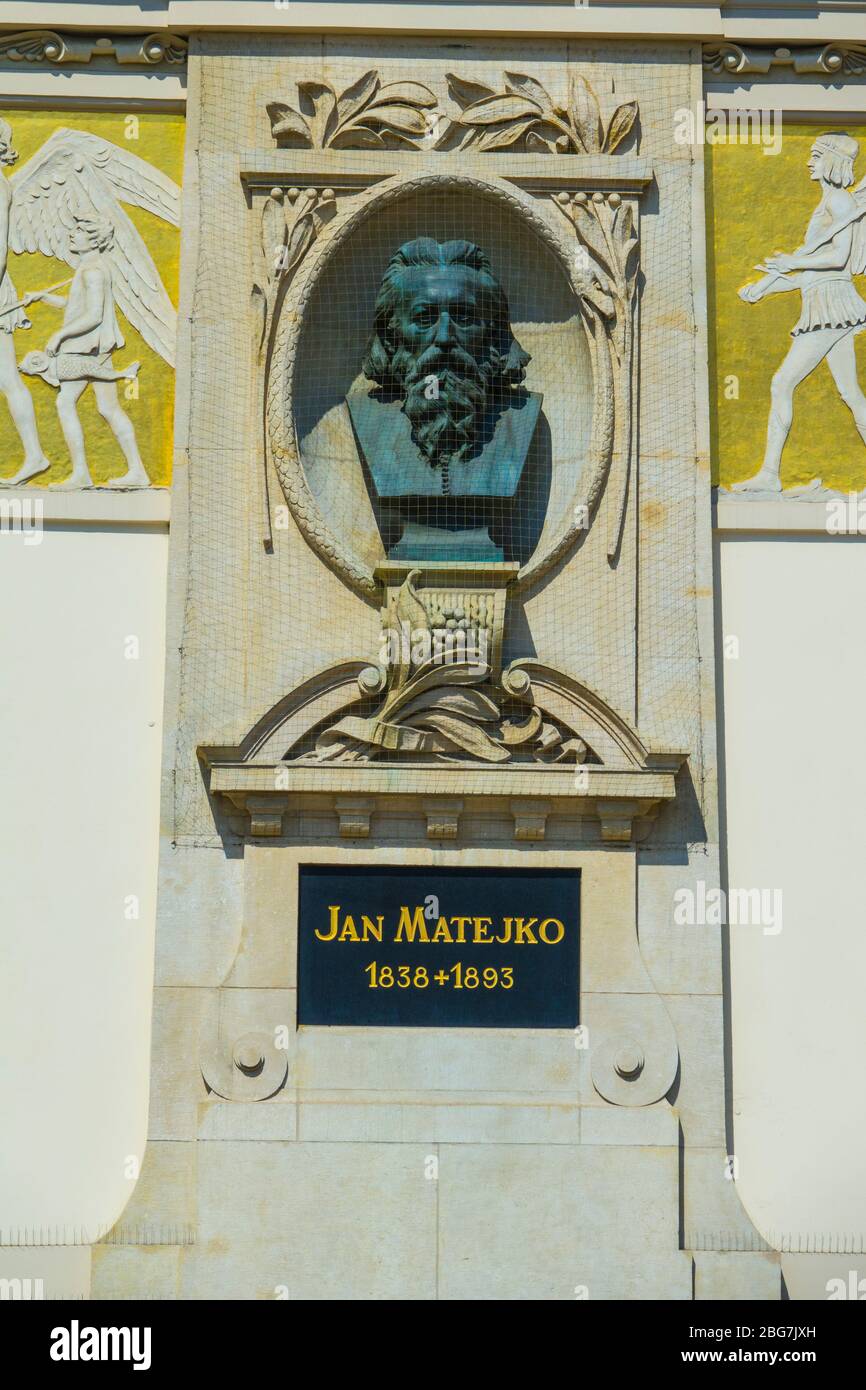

left=390, top=342, right=494, bottom=467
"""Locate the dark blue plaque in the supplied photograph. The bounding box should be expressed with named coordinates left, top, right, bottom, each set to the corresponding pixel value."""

left=297, top=864, right=580, bottom=1028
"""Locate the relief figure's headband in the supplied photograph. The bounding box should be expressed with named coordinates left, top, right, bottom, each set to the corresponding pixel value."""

left=813, top=132, right=859, bottom=188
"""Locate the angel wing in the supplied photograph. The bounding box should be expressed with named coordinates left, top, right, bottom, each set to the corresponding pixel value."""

left=7, top=128, right=180, bottom=364
left=802, top=172, right=866, bottom=277
left=849, top=176, right=866, bottom=277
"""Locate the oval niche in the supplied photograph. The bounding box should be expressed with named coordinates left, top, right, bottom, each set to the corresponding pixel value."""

left=270, top=173, right=600, bottom=597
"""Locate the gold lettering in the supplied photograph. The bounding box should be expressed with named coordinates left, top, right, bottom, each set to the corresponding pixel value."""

left=473, top=916, right=493, bottom=943
left=495, top=917, right=513, bottom=944
left=430, top=916, right=455, bottom=944
left=451, top=916, right=471, bottom=944
left=361, top=914, right=383, bottom=943
left=395, top=905, right=430, bottom=943
left=338, top=914, right=360, bottom=942
left=514, top=917, right=538, bottom=944
left=538, top=917, right=565, bottom=945
left=315, top=905, right=341, bottom=941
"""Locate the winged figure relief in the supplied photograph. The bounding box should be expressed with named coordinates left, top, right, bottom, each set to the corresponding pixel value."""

left=0, top=118, right=180, bottom=487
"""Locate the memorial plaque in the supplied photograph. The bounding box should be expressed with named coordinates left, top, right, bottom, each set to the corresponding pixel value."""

left=298, top=864, right=580, bottom=1027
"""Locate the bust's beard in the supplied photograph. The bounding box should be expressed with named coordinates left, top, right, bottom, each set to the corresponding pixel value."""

left=391, top=343, right=496, bottom=467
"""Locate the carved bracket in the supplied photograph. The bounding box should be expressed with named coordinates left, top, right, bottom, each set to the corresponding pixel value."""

left=0, top=30, right=187, bottom=66
left=212, top=768, right=677, bottom=845
left=704, top=42, right=866, bottom=77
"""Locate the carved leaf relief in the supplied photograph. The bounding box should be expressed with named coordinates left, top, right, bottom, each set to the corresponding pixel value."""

left=267, top=71, right=437, bottom=150
left=436, top=70, right=638, bottom=155
left=251, top=185, right=336, bottom=360
left=267, top=68, right=636, bottom=155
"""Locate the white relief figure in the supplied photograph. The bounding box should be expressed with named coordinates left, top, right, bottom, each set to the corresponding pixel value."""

left=0, top=120, right=180, bottom=487
left=0, top=120, right=52, bottom=482
left=735, top=132, right=866, bottom=494
left=21, top=218, right=147, bottom=487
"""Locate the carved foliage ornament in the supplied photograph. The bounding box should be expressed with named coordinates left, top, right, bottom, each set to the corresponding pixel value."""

left=552, top=189, right=639, bottom=559
left=267, top=69, right=637, bottom=156
left=267, top=71, right=438, bottom=150
left=436, top=71, right=638, bottom=155
left=301, top=570, right=593, bottom=766
left=251, top=185, right=337, bottom=362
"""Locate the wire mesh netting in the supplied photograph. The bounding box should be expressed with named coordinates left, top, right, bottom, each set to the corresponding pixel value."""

left=171, top=39, right=705, bottom=846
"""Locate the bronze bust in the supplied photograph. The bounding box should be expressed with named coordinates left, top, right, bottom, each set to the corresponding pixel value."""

left=347, top=238, right=544, bottom=561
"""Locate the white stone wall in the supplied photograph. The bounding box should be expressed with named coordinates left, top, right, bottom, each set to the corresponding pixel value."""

left=717, top=510, right=866, bottom=1300
left=0, top=495, right=168, bottom=1250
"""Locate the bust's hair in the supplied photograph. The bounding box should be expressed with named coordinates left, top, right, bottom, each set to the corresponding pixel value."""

left=74, top=214, right=115, bottom=254
left=814, top=132, right=859, bottom=188
left=363, top=237, right=530, bottom=386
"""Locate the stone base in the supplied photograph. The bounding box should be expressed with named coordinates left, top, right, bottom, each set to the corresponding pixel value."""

left=92, top=1105, right=780, bottom=1300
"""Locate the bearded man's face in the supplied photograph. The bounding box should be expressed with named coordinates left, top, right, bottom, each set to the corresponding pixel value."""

left=387, top=266, right=503, bottom=467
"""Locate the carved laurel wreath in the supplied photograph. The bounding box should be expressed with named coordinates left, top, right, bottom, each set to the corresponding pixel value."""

left=265, top=170, right=637, bottom=598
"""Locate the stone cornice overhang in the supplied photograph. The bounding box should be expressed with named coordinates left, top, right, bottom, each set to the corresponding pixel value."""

left=204, top=760, right=688, bottom=844
left=1, top=3, right=865, bottom=47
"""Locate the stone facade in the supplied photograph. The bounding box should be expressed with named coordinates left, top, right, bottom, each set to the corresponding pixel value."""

left=82, top=33, right=778, bottom=1300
